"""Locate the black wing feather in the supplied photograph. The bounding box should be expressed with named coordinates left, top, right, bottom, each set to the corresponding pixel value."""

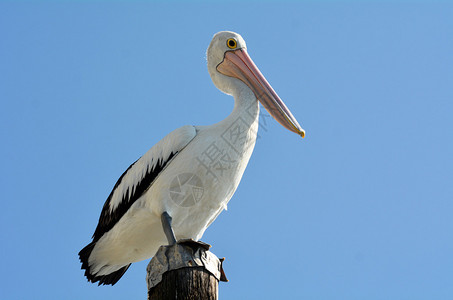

left=79, top=125, right=197, bottom=285
left=92, top=151, right=177, bottom=242
left=78, top=151, right=176, bottom=285
left=78, top=240, right=131, bottom=285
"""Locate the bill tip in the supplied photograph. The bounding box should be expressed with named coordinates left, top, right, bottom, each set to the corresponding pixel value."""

left=300, top=130, right=305, bottom=138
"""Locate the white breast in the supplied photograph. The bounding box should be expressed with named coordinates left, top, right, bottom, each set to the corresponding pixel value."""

left=148, top=99, right=260, bottom=240
left=89, top=93, right=260, bottom=274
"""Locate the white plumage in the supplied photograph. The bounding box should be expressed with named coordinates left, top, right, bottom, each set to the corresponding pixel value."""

left=108, top=125, right=197, bottom=213
left=79, top=31, right=304, bottom=285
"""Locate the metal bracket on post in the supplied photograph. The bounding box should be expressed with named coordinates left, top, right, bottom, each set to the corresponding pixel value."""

left=147, top=239, right=227, bottom=300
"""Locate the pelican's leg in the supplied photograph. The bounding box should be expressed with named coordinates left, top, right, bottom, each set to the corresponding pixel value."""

left=161, top=211, right=177, bottom=245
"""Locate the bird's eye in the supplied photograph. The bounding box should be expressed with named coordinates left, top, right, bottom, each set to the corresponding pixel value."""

left=227, top=38, right=237, bottom=49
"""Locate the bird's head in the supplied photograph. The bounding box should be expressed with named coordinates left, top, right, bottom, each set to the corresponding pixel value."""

left=207, top=31, right=247, bottom=96
left=207, top=31, right=305, bottom=138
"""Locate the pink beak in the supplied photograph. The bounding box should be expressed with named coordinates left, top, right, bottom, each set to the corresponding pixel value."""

left=217, top=48, right=305, bottom=138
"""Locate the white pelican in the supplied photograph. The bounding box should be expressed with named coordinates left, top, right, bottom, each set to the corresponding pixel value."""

left=79, top=31, right=305, bottom=285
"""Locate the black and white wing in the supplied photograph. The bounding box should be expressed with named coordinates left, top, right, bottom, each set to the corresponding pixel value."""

left=79, top=125, right=197, bottom=285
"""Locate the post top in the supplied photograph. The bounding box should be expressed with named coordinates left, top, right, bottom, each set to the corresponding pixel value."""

left=146, top=240, right=227, bottom=289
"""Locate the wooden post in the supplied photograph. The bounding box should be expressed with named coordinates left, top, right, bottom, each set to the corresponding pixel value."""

left=147, top=240, right=227, bottom=300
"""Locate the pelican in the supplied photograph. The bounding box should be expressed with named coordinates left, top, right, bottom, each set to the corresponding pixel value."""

left=79, top=31, right=305, bottom=285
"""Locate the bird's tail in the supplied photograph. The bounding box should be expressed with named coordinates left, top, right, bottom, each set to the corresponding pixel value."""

left=78, top=241, right=131, bottom=286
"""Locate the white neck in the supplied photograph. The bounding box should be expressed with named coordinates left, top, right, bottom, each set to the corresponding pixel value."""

left=218, top=84, right=260, bottom=130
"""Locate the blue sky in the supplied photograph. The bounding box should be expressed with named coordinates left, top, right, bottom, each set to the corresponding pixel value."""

left=1, top=2, right=452, bottom=299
